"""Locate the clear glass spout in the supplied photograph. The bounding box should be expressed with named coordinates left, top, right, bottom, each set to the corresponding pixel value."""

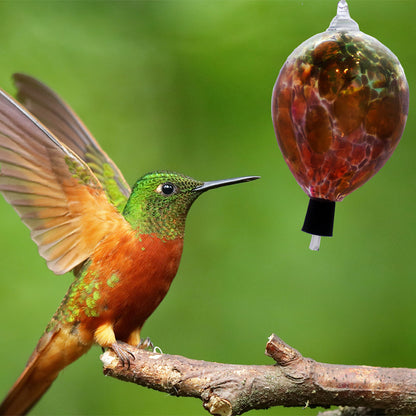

left=327, top=0, right=359, bottom=32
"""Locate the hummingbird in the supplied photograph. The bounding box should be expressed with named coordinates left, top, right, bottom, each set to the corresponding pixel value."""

left=0, top=73, right=259, bottom=415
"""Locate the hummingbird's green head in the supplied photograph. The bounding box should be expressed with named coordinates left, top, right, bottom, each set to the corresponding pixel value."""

left=123, top=170, right=259, bottom=240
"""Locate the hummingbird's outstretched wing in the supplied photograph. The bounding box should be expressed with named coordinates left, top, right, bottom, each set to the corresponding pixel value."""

left=13, top=73, right=131, bottom=213
left=0, top=87, right=130, bottom=275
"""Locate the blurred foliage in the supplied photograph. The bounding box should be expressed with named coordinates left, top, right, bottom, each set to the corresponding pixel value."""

left=0, top=1, right=415, bottom=415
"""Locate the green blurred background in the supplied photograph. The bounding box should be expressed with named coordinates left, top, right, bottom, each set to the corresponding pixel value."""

left=0, top=1, right=414, bottom=415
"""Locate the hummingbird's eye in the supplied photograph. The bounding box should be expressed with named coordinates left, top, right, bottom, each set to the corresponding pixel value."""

left=156, top=182, right=177, bottom=196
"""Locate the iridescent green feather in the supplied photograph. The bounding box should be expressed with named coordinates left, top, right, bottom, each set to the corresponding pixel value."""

left=123, top=171, right=203, bottom=240
left=83, top=149, right=129, bottom=212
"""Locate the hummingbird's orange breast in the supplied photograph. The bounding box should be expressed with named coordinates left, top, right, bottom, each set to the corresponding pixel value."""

left=60, top=231, right=184, bottom=343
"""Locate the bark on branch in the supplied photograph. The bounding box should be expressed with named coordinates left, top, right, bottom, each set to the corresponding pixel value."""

left=100, top=334, right=416, bottom=415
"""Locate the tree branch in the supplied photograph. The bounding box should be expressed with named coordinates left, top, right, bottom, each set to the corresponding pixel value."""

left=100, top=334, right=416, bottom=415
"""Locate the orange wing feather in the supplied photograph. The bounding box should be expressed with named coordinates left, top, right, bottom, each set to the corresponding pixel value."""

left=12, top=73, right=131, bottom=209
left=0, top=88, right=128, bottom=275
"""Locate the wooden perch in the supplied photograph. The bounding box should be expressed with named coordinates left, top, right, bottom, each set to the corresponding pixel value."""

left=100, top=334, right=416, bottom=415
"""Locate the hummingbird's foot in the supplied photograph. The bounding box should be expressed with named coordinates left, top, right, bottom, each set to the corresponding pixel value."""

left=138, top=337, right=163, bottom=354
left=138, top=337, right=154, bottom=350
left=110, top=341, right=135, bottom=369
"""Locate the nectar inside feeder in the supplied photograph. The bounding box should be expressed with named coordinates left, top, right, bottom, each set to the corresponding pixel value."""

left=272, top=0, right=409, bottom=251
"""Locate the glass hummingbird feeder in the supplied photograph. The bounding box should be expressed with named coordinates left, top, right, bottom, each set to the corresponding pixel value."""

left=272, top=0, right=409, bottom=250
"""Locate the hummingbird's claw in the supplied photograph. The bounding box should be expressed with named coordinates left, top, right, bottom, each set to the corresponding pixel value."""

left=138, top=337, right=154, bottom=350
left=138, top=337, right=163, bottom=354
left=110, top=342, right=135, bottom=369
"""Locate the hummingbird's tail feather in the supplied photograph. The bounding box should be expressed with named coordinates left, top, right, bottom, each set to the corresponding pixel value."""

left=0, top=328, right=91, bottom=415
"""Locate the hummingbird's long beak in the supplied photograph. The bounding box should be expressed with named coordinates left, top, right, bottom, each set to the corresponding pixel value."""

left=193, top=176, right=260, bottom=192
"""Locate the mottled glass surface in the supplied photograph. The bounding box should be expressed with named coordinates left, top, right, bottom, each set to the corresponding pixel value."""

left=272, top=30, right=409, bottom=201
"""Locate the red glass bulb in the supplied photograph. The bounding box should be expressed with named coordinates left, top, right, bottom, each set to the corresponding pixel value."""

left=272, top=0, right=409, bottom=249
